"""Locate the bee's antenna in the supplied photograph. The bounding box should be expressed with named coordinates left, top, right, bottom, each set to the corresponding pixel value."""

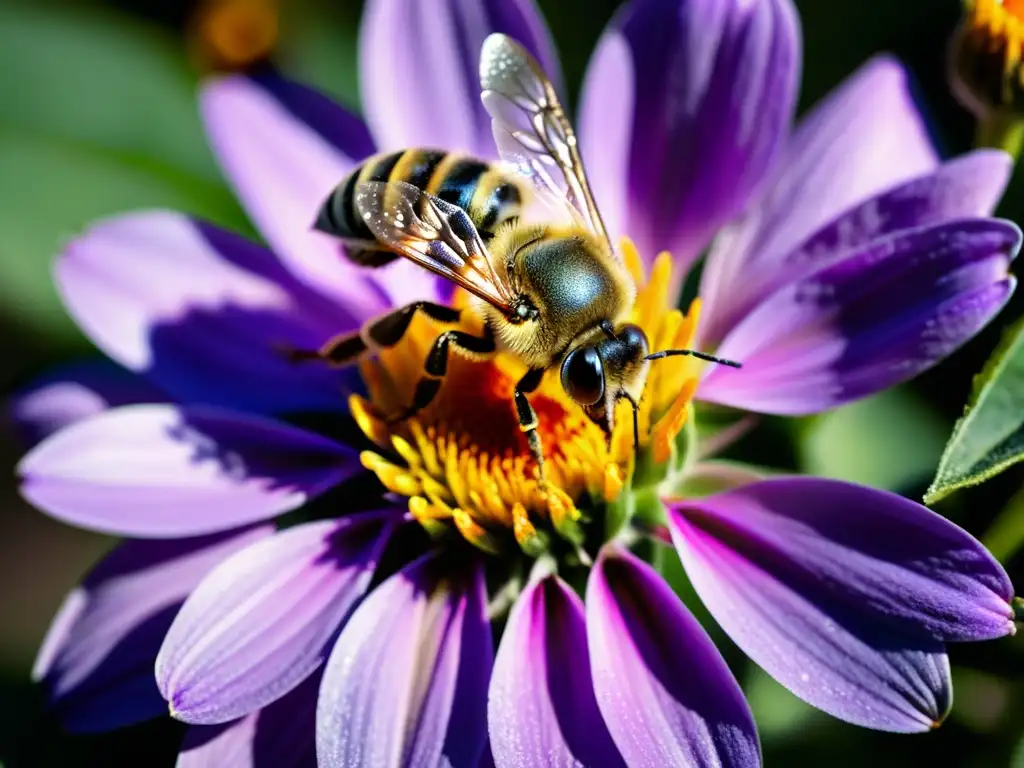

left=645, top=349, right=742, bottom=368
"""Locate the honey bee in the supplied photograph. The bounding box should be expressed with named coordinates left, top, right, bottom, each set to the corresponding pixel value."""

left=303, top=33, right=739, bottom=478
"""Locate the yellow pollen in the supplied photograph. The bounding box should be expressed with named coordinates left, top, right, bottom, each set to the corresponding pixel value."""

left=959, top=0, right=1024, bottom=109
left=353, top=236, right=702, bottom=555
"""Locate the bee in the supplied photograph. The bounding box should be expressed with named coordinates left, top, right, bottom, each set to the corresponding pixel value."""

left=315, top=149, right=528, bottom=266
left=302, top=33, right=739, bottom=479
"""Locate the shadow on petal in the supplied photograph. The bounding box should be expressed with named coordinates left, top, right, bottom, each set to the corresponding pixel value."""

left=19, top=404, right=359, bottom=537
left=586, top=547, right=760, bottom=767
left=34, top=528, right=272, bottom=733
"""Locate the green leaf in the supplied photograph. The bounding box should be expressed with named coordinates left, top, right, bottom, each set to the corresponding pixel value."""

left=0, top=2, right=224, bottom=185
left=982, top=487, right=1024, bottom=563
left=797, top=387, right=948, bottom=491
left=744, top=667, right=823, bottom=742
left=0, top=131, right=248, bottom=340
left=926, top=314, right=1024, bottom=504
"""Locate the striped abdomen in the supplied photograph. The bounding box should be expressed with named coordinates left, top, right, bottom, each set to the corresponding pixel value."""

left=315, top=149, right=526, bottom=266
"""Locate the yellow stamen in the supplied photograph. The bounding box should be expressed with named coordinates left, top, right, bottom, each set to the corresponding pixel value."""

left=620, top=238, right=646, bottom=285
left=353, top=236, right=705, bottom=555
left=512, top=503, right=548, bottom=556
left=954, top=0, right=1024, bottom=116
left=603, top=465, right=625, bottom=502
left=650, top=377, right=699, bottom=465
left=453, top=509, right=503, bottom=555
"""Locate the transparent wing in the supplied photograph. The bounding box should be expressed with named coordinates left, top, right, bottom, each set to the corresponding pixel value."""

left=479, top=33, right=611, bottom=250
left=354, top=181, right=516, bottom=313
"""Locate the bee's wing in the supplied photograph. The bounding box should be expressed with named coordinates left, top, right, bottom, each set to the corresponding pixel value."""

left=354, top=181, right=517, bottom=313
left=479, top=33, right=611, bottom=251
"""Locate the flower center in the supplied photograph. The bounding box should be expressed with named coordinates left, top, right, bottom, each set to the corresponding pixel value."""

left=352, top=239, right=703, bottom=558
left=1005, top=0, right=1024, bottom=21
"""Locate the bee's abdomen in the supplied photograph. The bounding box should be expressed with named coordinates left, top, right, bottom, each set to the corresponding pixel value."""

left=316, top=149, right=525, bottom=264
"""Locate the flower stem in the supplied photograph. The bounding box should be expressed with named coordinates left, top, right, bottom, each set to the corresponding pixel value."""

left=975, top=111, right=1024, bottom=158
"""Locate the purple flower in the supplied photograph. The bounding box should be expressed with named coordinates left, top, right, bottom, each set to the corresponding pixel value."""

left=12, top=0, right=1019, bottom=765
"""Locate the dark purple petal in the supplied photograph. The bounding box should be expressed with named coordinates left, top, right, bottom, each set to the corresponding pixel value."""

left=199, top=71, right=382, bottom=300
left=579, top=0, right=799, bottom=278
left=488, top=576, right=623, bottom=768
left=700, top=56, right=942, bottom=345
left=8, top=360, right=164, bottom=447
left=317, top=556, right=492, bottom=768
left=700, top=219, right=1019, bottom=415
left=700, top=150, right=1012, bottom=347
left=157, top=513, right=397, bottom=724
left=55, top=211, right=361, bottom=414
left=19, top=404, right=357, bottom=537
left=32, top=527, right=272, bottom=733
left=586, top=546, right=760, bottom=767
left=178, top=667, right=321, bottom=768
left=668, top=477, right=1016, bottom=730
left=360, top=0, right=559, bottom=159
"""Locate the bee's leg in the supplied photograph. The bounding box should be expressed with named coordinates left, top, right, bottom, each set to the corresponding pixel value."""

left=282, top=301, right=462, bottom=366
left=366, top=301, right=462, bottom=348
left=514, top=367, right=547, bottom=484
left=387, top=326, right=496, bottom=424
left=279, top=332, right=368, bottom=367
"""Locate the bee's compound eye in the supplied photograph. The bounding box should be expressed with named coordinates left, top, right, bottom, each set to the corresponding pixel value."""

left=561, top=347, right=605, bottom=406
left=618, top=324, right=649, bottom=357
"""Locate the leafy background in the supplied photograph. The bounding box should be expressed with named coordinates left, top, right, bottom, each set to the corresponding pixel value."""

left=0, top=0, right=1022, bottom=765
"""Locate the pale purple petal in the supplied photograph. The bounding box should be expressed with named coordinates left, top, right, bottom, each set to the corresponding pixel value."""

left=586, top=546, right=760, bottom=767
left=700, top=56, right=942, bottom=344
left=700, top=219, right=1019, bottom=415
left=19, top=404, right=357, bottom=537
left=488, top=576, right=623, bottom=768
left=178, top=668, right=321, bottom=768
left=9, top=360, right=164, bottom=447
left=360, top=0, right=558, bottom=158
left=55, top=211, right=359, bottom=414
left=700, top=151, right=1012, bottom=347
left=317, top=556, right=492, bottom=768
left=579, top=0, right=799, bottom=279
left=33, top=527, right=271, bottom=733
left=668, top=477, right=1015, bottom=729
left=157, top=512, right=397, bottom=725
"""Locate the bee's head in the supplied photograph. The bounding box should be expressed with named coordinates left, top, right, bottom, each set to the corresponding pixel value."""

left=560, top=323, right=650, bottom=432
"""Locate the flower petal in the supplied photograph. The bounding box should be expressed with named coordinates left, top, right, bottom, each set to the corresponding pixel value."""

left=586, top=547, right=760, bottom=768
left=700, top=150, right=1013, bottom=347
left=700, top=56, right=942, bottom=344
left=360, top=0, right=558, bottom=158
left=317, top=556, right=492, bottom=768
left=579, top=0, right=799, bottom=277
left=197, top=72, right=427, bottom=312
left=9, top=360, right=164, bottom=447
left=19, top=404, right=357, bottom=537
left=668, top=477, right=1016, bottom=729
left=700, top=219, right=1019, bottom=415
left=488, top=576, right=623, bottom=768
left=157, top=512, right=397, bottom=724
left=55, top=211, right=358, bottom=414
left=178, top=668, right=320, bottom=768
left=33, top=527, right=271, bottom=733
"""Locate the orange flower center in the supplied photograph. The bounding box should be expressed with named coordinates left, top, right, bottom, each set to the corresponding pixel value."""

left=1005, top=0, right=1024, bottom=21
left=352, top=239, right=703, bottom=556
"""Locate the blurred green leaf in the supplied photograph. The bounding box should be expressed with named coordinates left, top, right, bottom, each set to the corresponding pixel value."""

left=926, top=315, right=1024, bottom=504
left=798, top=387, right=948, bottom=491
left=0, top=2, right=222, bottom=184
left=982, top=486, right=1024, bottom=563
left=284, top=2, right=361, bottom=110
left=744, top=667, right=823, bottom=741
left=0, top=131, right=249, bottom=340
